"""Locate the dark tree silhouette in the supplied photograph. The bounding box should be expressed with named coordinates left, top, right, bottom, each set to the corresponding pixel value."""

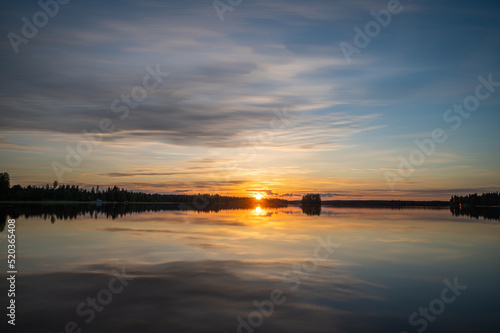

left=450, top=192, right=500, bottom=207
left=0, top=173, right=288, bottom=208
left=0, top=172, right=11, bottom=200
left=301, top=193, right=321, bottom=205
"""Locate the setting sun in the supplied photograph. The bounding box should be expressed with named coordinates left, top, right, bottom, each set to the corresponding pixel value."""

left=255, top=193, right=263, bottom=200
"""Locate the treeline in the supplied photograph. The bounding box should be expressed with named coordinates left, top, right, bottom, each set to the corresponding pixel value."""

left=450, top=192, right=500, bottom=207
left=4, top=182, right=216, bottom=203
left=3, top=183, right=287, bottom=206
left=2, top=181, right=191, bottom=202
left=0, top=172, right=287, bottom=207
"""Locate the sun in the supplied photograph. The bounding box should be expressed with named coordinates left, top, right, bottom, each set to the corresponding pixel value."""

left=255, top=193, right=263, bottom=200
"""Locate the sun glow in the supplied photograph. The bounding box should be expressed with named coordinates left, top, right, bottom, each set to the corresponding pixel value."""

left=255, top=193, right=263, bottom=200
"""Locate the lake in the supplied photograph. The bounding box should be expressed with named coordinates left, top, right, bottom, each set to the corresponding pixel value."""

left=1, top=204, right=499, bottom=333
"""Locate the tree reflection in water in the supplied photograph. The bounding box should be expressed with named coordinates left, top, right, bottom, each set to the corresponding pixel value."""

left=301, top=204, right=322, bottom=216
left=450, top=206, right=500, bottom=221
left=1, top=203, right=499, bottom=232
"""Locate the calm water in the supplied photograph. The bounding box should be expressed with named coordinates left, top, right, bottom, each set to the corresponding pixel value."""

left=1, top=205, right=499, bottom=332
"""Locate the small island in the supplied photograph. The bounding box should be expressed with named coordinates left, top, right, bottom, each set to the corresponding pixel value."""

left=300, top=193, right=322, bottom=216
left=300, top=193, right=322, bottom=205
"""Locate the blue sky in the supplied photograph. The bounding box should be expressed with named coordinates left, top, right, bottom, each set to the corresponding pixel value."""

left=0, top=0, right=499, bottom=199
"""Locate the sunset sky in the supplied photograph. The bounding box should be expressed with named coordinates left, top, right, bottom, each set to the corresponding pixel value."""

left=1, top=0, right=499, bottom=200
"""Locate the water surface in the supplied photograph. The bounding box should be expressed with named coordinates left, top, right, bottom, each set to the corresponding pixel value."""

left=1, top=205, right=499, bottom=332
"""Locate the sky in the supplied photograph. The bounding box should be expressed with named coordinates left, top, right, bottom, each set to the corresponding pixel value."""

left=0, top=0, right=499, bottom=200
